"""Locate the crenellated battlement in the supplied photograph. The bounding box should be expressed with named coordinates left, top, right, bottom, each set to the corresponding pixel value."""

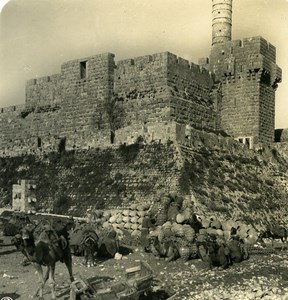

left=0, top=104, right=25, bottom=114
left=211, top=37, right=277, bottom=70
left=116, top=52, right=211, bottom=77
left=210, top=36, right=281, bottom=85
left=26, top=74, right=61, bottom=88
left=215, top=36, right=276, bottom=52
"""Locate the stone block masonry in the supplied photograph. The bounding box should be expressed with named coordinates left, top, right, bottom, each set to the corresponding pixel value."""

left=209, top=36, right=282, bottom=145
left=12, top=180, right=36, bottom=212
left=1, top=127, right=287, bottom=227
left=0, top=53, right=116, bottom=156
left=114, top=52, right=217, bottom=136
left=0, top=51, right=219, bottom=157
left=0, top=142, right=185, bottom=214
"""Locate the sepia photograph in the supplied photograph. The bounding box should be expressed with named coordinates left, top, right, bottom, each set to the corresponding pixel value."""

left=0, top=0, right=288, bottom=299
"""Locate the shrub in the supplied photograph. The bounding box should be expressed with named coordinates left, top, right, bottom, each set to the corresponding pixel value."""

left=237, top=202, right=246, bottom=211
left=207, top=201, right=217, bottom=210
left=221, top=194, right=232, bottom=203
left=245, top=182, right=260, bottom=193
left=248, top=200, right=262, bottom=210
left=179, top=160, right=204, bottom=192
left=197, top=197, right=207, bottom=206
left=241, top=215, right=254, bottom=224
left=225, top=180, right=238, bottom=192
left=213, top=206, right=229, bottom=213
left=265, top=179, right=274, bottom=186
left=194, top=188, right=209, bottom=197
left=119, top=143, right=140, bottom=162
left=114, top=172, right=123, bottom=181
left=54, top=196, right=72, bottom=215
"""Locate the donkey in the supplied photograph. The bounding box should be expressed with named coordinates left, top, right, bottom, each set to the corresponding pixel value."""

left=80, top=229, right=100, bottom=267
left=19, top=223, right=74, bottom=300
left=258, top=226, right=288, bottom=250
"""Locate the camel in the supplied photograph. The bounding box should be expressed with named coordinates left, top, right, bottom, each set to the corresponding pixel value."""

left=19, top=223, right=74, bottom=299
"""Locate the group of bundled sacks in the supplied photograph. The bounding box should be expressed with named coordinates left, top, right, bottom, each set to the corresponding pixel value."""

left=107, top=202, right=151, bottom=239
left=137, top=194, right=260, bottom=269
left=79, top=194, right=261, bottom=269
left=83, top=203, right=151, bottom=245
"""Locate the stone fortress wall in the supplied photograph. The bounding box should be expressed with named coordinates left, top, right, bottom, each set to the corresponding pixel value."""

left=0, top=51, right=219, bottom=157
left=0, top=0, right=284, bottom=158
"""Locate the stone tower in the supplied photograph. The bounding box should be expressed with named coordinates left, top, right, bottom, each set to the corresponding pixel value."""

left=209, top=0, right=282, bottom=146
left=212, top=0, right=232, bottom=46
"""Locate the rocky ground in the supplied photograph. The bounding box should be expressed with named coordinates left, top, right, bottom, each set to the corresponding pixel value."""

left=1, top=236, right=288, bottom=300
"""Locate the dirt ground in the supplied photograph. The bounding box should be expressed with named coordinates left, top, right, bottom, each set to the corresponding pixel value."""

left=1, top=235, right=288, bottom=300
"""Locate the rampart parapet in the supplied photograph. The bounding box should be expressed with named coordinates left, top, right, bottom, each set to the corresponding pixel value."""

left=116, top=52, right=212, bottom=78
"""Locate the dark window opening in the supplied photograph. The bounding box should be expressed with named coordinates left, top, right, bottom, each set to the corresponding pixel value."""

left=80, top=61, right=87, bottom=79
left=37, top=137, right=42, bottom=148
left=110, top=130, right=115, bottom=144
left=238, top=137, right=253, bottom=149
left=58, top=137, right=66, bottom=153
left=245, top=138, right=250, bottom=148
left=275, top=129, right=283, bottom=142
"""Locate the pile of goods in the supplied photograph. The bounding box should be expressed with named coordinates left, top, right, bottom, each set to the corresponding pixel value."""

left=146, top=194, right=200, bottom=260
left=78, top=203, right=151, bottom=248
left=85, top=210, right=112, bottom=225
left=142, top=194, right=260, bottom=262
left=195, top=216, right=259, bottom=247
left=105, top=203, right=151, bottom=244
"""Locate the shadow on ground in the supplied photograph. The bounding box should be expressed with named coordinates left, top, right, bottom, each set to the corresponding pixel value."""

left=0, top=292, right=21, bottom=299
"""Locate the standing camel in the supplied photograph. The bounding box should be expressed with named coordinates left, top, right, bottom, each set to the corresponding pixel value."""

left=19, top=223, right=74, bottom=299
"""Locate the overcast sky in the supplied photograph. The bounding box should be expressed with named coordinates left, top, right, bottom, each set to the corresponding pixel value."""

left=0, top=0, right=287, bottom=128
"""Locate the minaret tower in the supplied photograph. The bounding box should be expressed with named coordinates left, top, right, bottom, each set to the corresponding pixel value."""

left=212, top=0, right=232, bottom=45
